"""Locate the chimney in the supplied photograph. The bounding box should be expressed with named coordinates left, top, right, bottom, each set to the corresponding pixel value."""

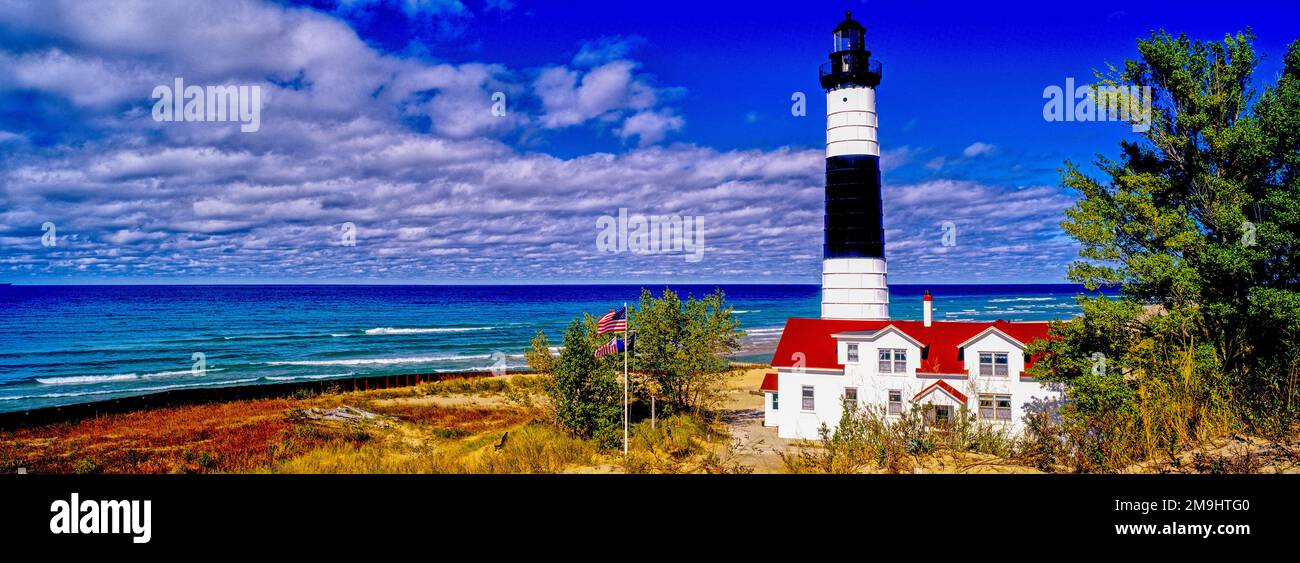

left=923, top=290, right=932, bottom=327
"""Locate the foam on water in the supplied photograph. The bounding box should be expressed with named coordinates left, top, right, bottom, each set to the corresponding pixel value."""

left=363, top=327, right=494, bottom=335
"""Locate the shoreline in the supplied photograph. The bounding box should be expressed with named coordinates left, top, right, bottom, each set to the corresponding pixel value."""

left=0, top=359, right=775, bottom=430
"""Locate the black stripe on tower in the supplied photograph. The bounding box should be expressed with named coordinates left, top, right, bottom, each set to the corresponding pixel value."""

left=824, top=155, right=885, bottom=259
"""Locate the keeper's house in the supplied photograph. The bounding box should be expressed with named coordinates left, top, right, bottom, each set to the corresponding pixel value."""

left=760, top=292, right=1064, bottom=439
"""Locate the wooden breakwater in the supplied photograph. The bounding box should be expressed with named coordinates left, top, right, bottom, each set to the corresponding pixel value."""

left=0, top=370, right=530, bottom=431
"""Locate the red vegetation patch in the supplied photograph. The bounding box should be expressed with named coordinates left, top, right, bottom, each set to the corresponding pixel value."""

left=0, top=398, right=341, bottom=474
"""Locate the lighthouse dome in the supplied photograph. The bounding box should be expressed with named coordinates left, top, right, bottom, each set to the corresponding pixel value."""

left=832, top=10, right=865, bottom=53
left=821, top=10, right=880, bottom=89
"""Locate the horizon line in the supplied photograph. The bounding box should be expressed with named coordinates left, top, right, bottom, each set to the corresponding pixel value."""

left=1, top=281, right=1093, bottom=287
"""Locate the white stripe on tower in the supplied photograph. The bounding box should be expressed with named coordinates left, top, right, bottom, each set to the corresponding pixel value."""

left=826, top=87, right=878, bottom=158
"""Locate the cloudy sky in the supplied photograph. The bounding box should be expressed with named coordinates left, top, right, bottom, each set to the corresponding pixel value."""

left=0, top=0, right=1295, bottom=284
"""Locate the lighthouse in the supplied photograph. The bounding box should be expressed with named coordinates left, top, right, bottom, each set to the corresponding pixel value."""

left=819, top=10, right=888, bottom=320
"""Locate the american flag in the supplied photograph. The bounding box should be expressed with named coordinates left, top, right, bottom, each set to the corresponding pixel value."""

left=594, top=335, right=633, bottom=358
left=594, top=337, right=620, bottom=358
left=596, top=306, right=627, bottom=334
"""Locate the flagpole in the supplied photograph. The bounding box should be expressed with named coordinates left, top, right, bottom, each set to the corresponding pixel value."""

left=622, top=302, right=629, bottom=457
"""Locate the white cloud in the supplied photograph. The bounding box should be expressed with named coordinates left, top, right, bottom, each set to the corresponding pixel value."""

left=617, top=110, right=685, bottom=146
left=0, top=0, right=1075, bottom=283
left=534, top=60, right=660, bottom=128
left=572, top=36, right=646, bottom=67
left=962, top=141, right=996, bottom=158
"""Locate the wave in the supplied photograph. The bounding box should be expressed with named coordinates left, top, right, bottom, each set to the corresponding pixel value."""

left=987, top=297, right=1056, bottom=303
left=35, top=374, right=141, bottom=385
left=145, top=368, right=225, bottom=378
left=437, top=363, right=526, bottom=373
left=266, top=354, right=495, bottom=367
left=1, top=378, right=262, bottom=401
left=221, top=333, right=321, bottom=341
left=744, top=327, right=785, bottom=335
left=363, top=327, right=495, bottom=335
left=264, top=372, right=354, bottom=381
left=34, top=368, right=225, bottom=386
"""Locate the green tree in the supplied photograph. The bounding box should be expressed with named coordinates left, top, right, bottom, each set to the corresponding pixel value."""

left=630, top=288, right=744, bottom=415
left=546, top=317, right=623, bottom=447
left=525, top=330, right=553, bottom=374
left=1030, top=30, right=1300, bottom=467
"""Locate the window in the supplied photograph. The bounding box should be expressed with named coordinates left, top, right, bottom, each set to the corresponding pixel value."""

left=846, top=343, right=859, bottom=363
left=932, top=405, right=952, bottom=426
left=879, top=349, right=907, bottom=373
left=979, top=352, right=1009, bottom=377
left=844, top=387, right=858, bottom=405
left=772, top=392, right=779, bottom=410
left=834, top=30, right=862, bottom=52
left=888, top=390, right=902, bottom=415
left=801, top=386, right=815, bottom=411
left=979, top=394, right=1013, bottom=421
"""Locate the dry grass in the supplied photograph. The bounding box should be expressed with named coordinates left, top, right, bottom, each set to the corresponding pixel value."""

left=0, top=373, right=603, bottom=474
left=271, top=421, right=598, bottom=474
left=0, top=369, right=853, bottom=474
left=0, top=395, right=355, bottom=473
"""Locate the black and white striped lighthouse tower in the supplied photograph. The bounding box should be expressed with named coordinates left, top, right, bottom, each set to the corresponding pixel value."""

left=819, top=10, right=888, bottom=320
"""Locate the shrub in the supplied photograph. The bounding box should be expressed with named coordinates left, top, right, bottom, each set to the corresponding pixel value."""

left=545, top=318, right=622, bottom=444
left=525, top=330, right=554, bottom=374
left=782, top=401, right=1023, bottom=473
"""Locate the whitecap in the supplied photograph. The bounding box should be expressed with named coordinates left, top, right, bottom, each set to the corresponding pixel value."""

left=363, top=327, right=494, bottom=335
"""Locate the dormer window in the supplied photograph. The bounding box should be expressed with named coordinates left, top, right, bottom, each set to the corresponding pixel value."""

left=979, top=352, right=1009, bottom=377
left=878, top=349, right=906, bottom=373
left=846, top=343, right=859, bottom=363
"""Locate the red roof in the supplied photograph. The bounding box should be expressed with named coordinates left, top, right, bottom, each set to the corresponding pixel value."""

left=913, top=379, right=969, bottom=404
left=769, top=318, right=1051, bottom=376
left=759, top=372, right=778, bottom=392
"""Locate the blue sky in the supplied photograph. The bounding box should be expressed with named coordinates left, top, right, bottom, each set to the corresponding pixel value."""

left=1, top=0, right=1297, bottom=284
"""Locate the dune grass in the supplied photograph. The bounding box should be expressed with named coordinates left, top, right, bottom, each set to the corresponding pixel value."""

left=0, top=396, right=352, bottom=473
left=271, top=421, right=598, bottom=474
left=0, top=372, right=748, bottom=474
left=0, top=373, right=612, bottom=474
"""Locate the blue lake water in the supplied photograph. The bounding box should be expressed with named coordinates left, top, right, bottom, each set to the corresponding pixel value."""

left=0, top=284, right=1111, bottom=412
